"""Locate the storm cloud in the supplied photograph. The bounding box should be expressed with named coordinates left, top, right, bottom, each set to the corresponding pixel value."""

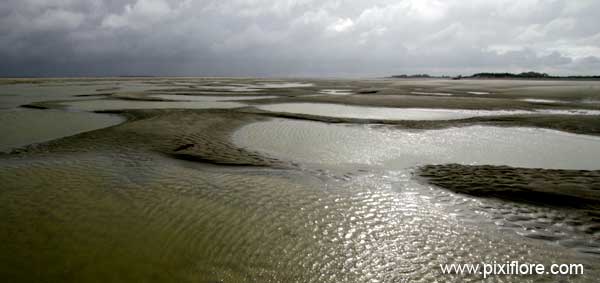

left=1, top=0, right=600, bottom=77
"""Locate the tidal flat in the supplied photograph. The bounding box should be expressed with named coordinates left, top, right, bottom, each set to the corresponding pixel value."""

left=1, top=78, right=600, bottom=282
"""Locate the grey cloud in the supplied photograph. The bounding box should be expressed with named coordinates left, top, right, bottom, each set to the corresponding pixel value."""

left=1, top=0, right=599, bottom=77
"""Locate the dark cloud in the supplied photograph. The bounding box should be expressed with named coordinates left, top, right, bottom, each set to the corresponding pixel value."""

left=1, top=0, right=599, bottom=77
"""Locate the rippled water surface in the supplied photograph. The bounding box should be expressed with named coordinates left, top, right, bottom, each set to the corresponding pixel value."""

left=232, top=119, right=600, bottom=277
left=2, top=80, right=600, bottom=282
left=1, top=152, right=597, bottom=282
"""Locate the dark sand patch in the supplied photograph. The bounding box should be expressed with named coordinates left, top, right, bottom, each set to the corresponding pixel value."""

left=73, top=93, right=114, bottom=97
left=418, top=164, right=600, bottom=210
left=11, top=109, right=285, bottom=167
left=20, top=104, right=48, bottom=110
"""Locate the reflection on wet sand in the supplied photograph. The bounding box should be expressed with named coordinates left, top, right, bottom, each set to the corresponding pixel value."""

left=1, top=78, right=600, bottom=282
left=0, top=152, right=594, bottom=282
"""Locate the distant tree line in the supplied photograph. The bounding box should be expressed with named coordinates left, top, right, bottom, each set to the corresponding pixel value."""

left=389, top=72, right=600, bottom=80
left=471, top=72, right=550, bottom=78
left=390, top=74, right=431, bottom=78
left=470, top=72, right=600, bottom=79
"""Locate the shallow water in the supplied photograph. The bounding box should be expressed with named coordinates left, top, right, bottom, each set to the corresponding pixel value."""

left=521, top=98, right=566, bottom=104
left=194, top=85, right=262, bottom=92
left=257, top=102, right=600, bottom=120
left=151, top=94, right=278, bottom=101
left=257, top=103, right=507, bottom=120
left=234, top=119, right=600, bottom=170
left=0, top=83, right=108, bottom=109
left=256, top=103, right=531, bottom=120
left=234, top=119, right=600, bottom=258
left=194, top=82, right=313, bottom=92
left=0, top=81, right=177, bottom=109
left=253, top=82, right=314, bottom=88
left=0, top=109, right=124, bottom=152
left=318, top=89, right=353, bottom=95
left=2, top=80, right=600, bottom=282
left=582, top=99, right=600, bottom=104
left=410, top=91, right=453, bottom=96
left=63, top=99, right=246, bottom=111
left=0, top=152, right=596, bottom=282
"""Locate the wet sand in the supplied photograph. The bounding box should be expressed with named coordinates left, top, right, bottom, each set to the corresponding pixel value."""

left=2, top=78, right=600, bottom=282
left=13, top=109, right=281, bottom=167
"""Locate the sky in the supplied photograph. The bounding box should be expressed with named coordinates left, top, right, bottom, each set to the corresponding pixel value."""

left=1, top=0, right=600, bottom=77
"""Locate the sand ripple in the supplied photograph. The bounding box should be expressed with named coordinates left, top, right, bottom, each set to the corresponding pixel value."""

left=0, top=153, right=597, bottom=282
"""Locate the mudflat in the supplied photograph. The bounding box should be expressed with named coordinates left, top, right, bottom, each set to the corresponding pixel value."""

left=1, top=78, right=600, bottom=282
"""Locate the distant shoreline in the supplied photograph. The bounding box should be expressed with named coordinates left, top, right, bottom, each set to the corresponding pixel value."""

left=1, top=74, right=600, bottom=82
left=387, top=77, right=600, bottom=81
left=388, top=72, right=600, bottom=81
